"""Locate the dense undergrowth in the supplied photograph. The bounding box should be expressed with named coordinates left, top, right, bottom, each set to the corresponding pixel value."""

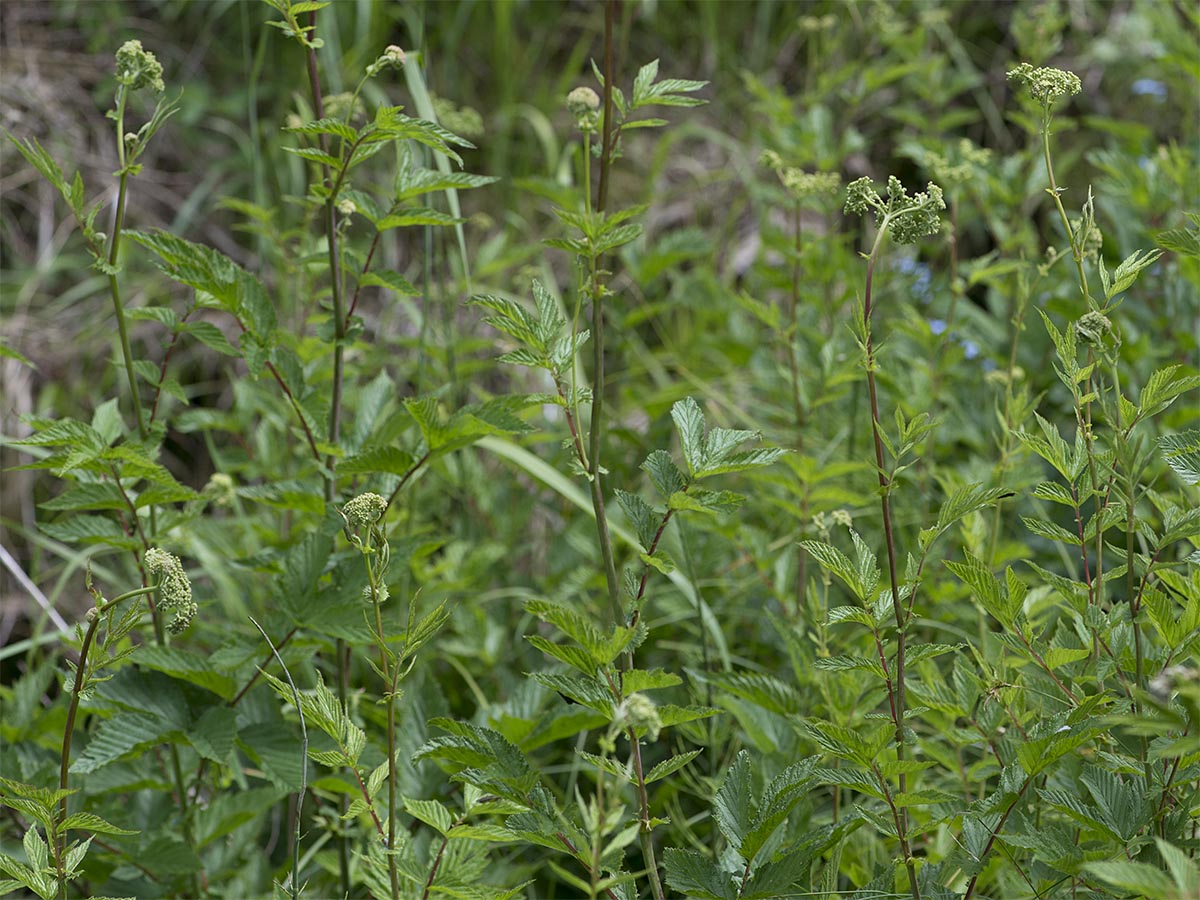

left=1, top=1, right=1198, bottom=898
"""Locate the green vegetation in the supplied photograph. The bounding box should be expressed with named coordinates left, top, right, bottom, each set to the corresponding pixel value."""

left=1, top=1, right=1197, bottom=898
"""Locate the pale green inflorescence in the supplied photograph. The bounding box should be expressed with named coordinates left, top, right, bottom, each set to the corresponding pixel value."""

left=845, top=175, right=946, bottom=244
left=144, top=547, right=196, bottom=634
left=615, top=692, right=662, bottom=742
left=366, top=44, right=406, bottom=78
left=566, top=86, right=601, bottom=132
left=1007, top=63, right=1082, bottom=104
left=761, top=150, right=841, bottom=202
left=1075, top=310, right=1114, bottom=345
left=115, top=40, right=165, bottom=93
left=343, top=492, right=388, bottom=527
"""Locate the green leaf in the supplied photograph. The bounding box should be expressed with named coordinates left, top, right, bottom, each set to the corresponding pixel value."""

left=284, top=116, right=358, bottom=142
left=375, top=207, right=464, bottom=230
left=405, top=797, right=455, bottom=836
left=642, top=449, right=688, bottom=498
left=1085, top=857, right=1179, bottom=898
left=281, top=145, right=342, bottom=168
left=671, top=397, right=706, bottom=476
left=1159, top=429, right=1200, bottom=485
left=662, top=848, right=736, bottom=900
left=71, top=711, right=177, bottom=774
left=799, top=540, right=863, bottom=600
left=59, top=812, right=138, bottom=835
left=135, top=646, right=237, bottom=700
left=712, top=751, right=753, bottom=851
left=38, top=483, right=126, bottom=512
left=615, top=488, right=659, bottom=550
left=358, top=268, right=420, bottom=296
left=180, top=320, right=239, bottom=356
left=1140, top=365, right=1200, bottom=420
left=1103, top=247, right=1162, bottom=298
left=741, top=760, right=816, bottom=862
left=645, top=750, right=703, bottom=784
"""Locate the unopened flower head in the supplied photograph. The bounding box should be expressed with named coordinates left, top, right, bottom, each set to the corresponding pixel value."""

left=337, top=198, right=357, bottom=217
left=115, top=40, right=165, bottom=93
left=615, top=692, right=661, bottom=742
left=202, top=472, right=236, bottom=506
left=367, top=45, right=406, bottom=77
left=144, top=548, right=196, bottom=634
left=763, top=153, right=840, bottom=201
left=1007, top=63, right=1081, bottom=105
left=830, top=509, right=853, bottom=529
left=1075, top=310, right=1113, bottom=345
left=343, top=492, right=387, bottom=527
left=566, top=86, right=601, bottom=131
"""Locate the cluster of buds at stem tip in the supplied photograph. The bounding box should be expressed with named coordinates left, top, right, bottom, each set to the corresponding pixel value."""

left=845, top=175, right=945, bottom=244
left=366, top=45, right=406, bottom=78
left=115, top=40, right=164, bottom=93
left=341, top=491, right=388, bottom=549
left=566, top=86, right=601, bottom=133
left=1007, top=63, right=1082, bottom=105
left=144, top=548, right=196, bottom=634
left=760, top=150, right=841, bottom=202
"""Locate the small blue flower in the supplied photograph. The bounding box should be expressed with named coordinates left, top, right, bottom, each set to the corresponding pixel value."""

left=1131, top=78, right=1167, bottom=98
left=962, top=340, right=980, bottom=360
left=929, top=318, right=947, bottom=336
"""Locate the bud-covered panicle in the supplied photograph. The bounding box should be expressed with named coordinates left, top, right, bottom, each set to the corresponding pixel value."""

left=566, top=86, right=601, bottom=132
left=144, top=548, right=196, bottom=634
left=115, top=40, right=165, bottom=93
left=845, top=175, right=945, bottom=244
left=1007, top=63, right=1082, bottom=104
left=343, top=492, right=388, bottom=527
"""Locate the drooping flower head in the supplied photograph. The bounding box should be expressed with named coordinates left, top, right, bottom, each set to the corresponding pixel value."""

left=366, top=45, right=406, bottom=77
left=144, top=548, right=196, bottom=634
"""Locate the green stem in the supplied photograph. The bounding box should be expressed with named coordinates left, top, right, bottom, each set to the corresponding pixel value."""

left=57, top=586, right=157, bottom=897
left=302, top=15, right=351, bottom=896
left=588, top=0, right=622, bottom=629
left=107, top=87, right=147, bottom=442
left=862, top=228, right=921, bottom=900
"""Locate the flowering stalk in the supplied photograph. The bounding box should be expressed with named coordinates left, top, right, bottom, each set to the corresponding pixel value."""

left=761, top=151, right=840, bottom=614
left=341, top=493, right=401, bottom=899
left=57, top=552, right=194, bottom=898
left=844, top=174, right=945, bottom=900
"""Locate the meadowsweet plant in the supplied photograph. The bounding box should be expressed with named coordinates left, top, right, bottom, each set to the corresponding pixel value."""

left=3, top=5, right=1198, bottom=899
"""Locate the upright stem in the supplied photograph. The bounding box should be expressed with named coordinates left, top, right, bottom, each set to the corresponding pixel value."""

left=588, top=0, right=622, bottom=628
left=57, top=587, right=156, bottom=898
left=107, top=87, right=147, bottom=443
left=303, top=15, right=351, bottom=895
left=862, top=229, right=921, bottom=900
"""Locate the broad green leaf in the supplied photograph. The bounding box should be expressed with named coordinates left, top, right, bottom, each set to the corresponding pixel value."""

left=712, top=751, right=753, bottom=850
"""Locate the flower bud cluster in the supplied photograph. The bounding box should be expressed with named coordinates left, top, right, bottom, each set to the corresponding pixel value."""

left=1007, top=63, right=1081, bottom=104
left=1075, top=310, right=1113, bottom=346
left=566, top=86, right=601, bottom=132
left=144, top=548, right=196, bottom=634
left=115, top=40, right=165, bottom=93
left=343, top=492, right=387, bottom=527
left=845, top=175, right=946, bottom=244
left=761, top=151, right=840, bottom=201
left=366, top=45, right=406, bottom=78
left=614, top=692, right=662, bottom=742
